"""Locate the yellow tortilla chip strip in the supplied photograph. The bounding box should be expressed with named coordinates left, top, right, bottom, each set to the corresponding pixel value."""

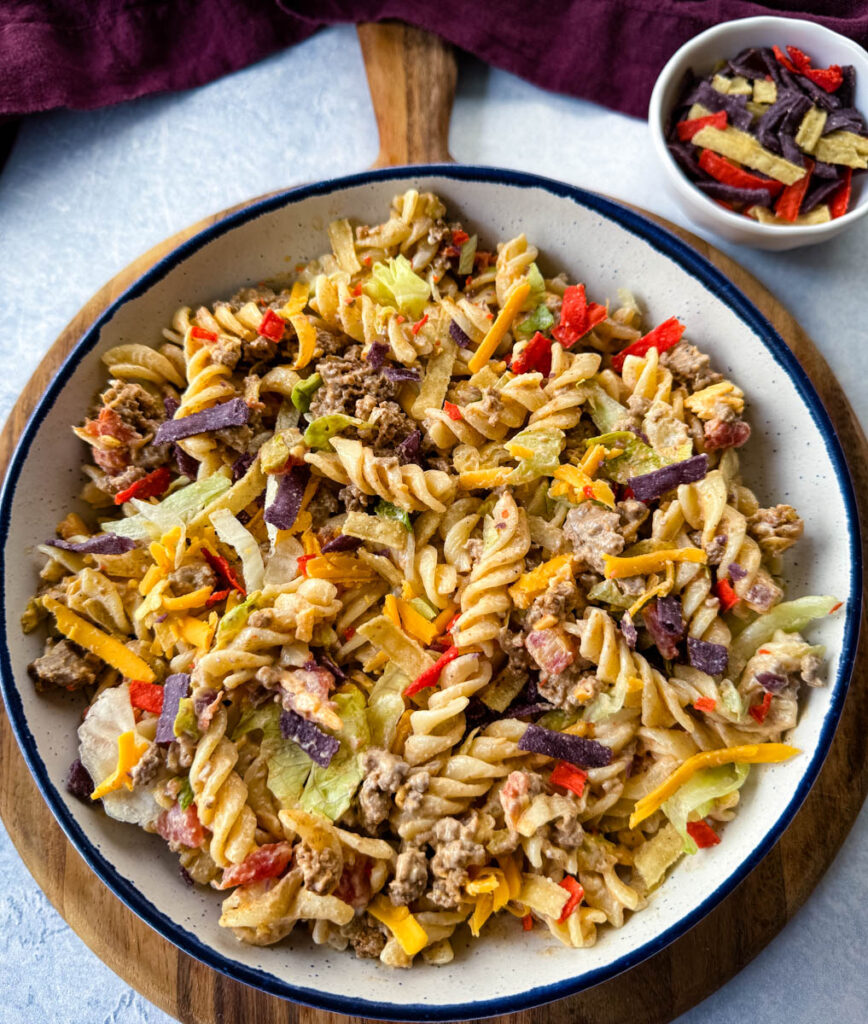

left=812, top=131, right=868, bottom=169
left=691, top=125, right=807, bottom=185
left=794, top=108, right=828, bottom=154
left=753, top=79, right=777, bottom=104
left=748, top=205, right=831, bottom=227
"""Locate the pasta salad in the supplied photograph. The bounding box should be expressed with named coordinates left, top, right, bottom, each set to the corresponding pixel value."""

left=24, top=190, right=838, bottom=966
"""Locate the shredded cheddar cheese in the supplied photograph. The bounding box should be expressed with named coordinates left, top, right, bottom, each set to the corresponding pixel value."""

left=550, top=465, right=615, bottom=509
left=42, top=597, right=156, bottom=682
left=468, top=281, right=531, bottom=373
left=458, top=467, right=513, bottom=490
left=163, top=585, right=213, bottom=611
left=90, top=729, right=149, bottom=800
left=629, top=743, right=800, bottom=828
left=603, top=547, right=706, bottom=579
left=367, top=895, right=428, bottom=956
left=509, top=554, right=574, bottom=610
left=396, top=598, right=439, bottom=646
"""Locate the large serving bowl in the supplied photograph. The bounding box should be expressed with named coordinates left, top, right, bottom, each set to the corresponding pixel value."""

left=0, top=166, right=860, bottom=1020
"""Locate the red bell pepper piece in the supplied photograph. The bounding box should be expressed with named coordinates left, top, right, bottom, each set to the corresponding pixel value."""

left=785, top=46, right=813, bottom=73
left=190, top=325, right=218, bottom=343
left=693, top=696, right=717, bottom=713
left=202, top=547, right=246, bottom=595
left=451, top=229, right=470, bottom=246
left=522, top=913, right=534, bottom=931
left=557, top=876, right=584, bottom=922
left=404, top=645, right=461, bottom=697
left=510, top=331, right=553, bottom=377
left=686, top=819, right=721, bottom=848
left=676, top=110, right=727, bottom=141
left=749, top=691, right=774, bottom=724
left=411, top=313, right=429, bottom=335
left=443, top=401, right=463, bottom=421
left=804, top=64, right=844, bottom=92
left=296, top=553, right=317, bottom=578
left=206, top=588, right=231, bottom=606
left=715, top=578, right=739, bottom=613
left=257, top=308, right=285, bottom=341
left=550, top=761, right=588, bottom=798
left=552, top=284, right=607, bottom=348
left=830, top=168, right=853, bottom=219
left=773, top=45, right=799, bottom=73
left=698, top=150, right=783, bottom=197
left=775, top=159, right=814, bottom=222
left=114, top=466, right=172, bottom=506
left=129, top=679, right=164, bottom=714
left=611, top=317, right=685, bottom=373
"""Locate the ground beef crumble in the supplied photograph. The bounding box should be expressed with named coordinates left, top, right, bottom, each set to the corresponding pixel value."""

left=28, top=638, right=101, bottom=692
left=358, top=749, right=410, bottom=833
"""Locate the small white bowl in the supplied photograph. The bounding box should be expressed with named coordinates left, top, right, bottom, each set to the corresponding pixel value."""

left=649, top=16, right=868, bottom=250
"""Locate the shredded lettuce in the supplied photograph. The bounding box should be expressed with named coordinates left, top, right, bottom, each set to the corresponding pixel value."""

left=514, top=303, right=555, bottom=340
left=719, top=679, right=744, bottom=718
left=173, top=697, right=198, bottom=738
left=301, top=687, right=369, bottom=821
left=234, top=704, right=313, bottom=806
left=210, top=508, right=265, bottom=592
left=303, top=413, right=366, bottom=451
left=104, top=474, right=231, bottom=541
left=586, top=676, right=629, bottom=722
left=662, top=763, right=750, bottom=854
left=409, top=596, right=438, bottom=621
left=366, top=664, right=408, bottom=749
left=506, top=427, right=565, bottom=485
left=523, top=263, right=546, bottom=309
left=581, top=381, right=628, bottom=434
left=587, top=579, right=635, bottom=611
left=458, top=234, right=478, bottom=276
left=214, top=593, right=260, bottom=649
left=291, top=373, right=322, bottom=413
left=729, top=595, right=839, bottom=678
left=536, top=708, right=580, bottom=732
left=363, top=255, right=431, bottom=318
left=586, top=431, right=667, bottom=483
left=178, top=776, right=194, bottom=810
left=259, top=433, right=292, bottom=474
left=376, top=499, right=412, bottom=532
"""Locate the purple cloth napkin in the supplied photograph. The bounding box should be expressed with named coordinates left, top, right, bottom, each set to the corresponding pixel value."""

left=1, top=1, right=867, bottom=120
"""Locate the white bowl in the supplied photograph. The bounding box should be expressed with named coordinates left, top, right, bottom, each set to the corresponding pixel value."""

left=0, top=167, right=860, bottom=1019
left=649, top=16, right=868, bottom=250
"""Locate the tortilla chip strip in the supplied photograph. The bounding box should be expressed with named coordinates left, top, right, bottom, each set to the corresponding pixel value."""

left=794, top=108, right=828, bottom=154
left=358, top=614, right=435, bottom=680
left=748, top=205, right=831, bottom=226
left=691, top=125, right=807, bottom=185
left=342, top=510, right=408, bottom=550
left=812, top=131, right=868, bottom=169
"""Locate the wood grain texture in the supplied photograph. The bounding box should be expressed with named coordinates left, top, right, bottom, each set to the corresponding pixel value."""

left=1, top=21, right=866, bottom=1024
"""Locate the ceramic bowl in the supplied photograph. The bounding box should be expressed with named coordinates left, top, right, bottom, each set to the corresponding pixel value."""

left=0, top=167, right=860, bottom=1020
left=649, top=16, right=868, bottom=250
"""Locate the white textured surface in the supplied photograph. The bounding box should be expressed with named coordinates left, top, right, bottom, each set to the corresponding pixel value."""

left=0, top=23, right=865, bottom=1024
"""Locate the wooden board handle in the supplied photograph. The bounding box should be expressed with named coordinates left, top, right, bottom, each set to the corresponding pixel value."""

left=357, top=21, right=456, bottom=167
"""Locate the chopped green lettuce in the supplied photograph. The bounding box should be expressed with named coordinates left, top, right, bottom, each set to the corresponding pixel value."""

left=729, top=595, right=839, bottom=678
left=376, top=499, right=412, bottom=532
left=304, top=414, right=366, bottom=451
left=581, top=381, right=628, bottom=434
left=234, top=703, right=314, bottom=807
left=173, top=697, right=198, bottom=738
left=586, top=431, right=667, bottom=483
left=178, top=776, right=194, bottom=810
left=363, top=255, right=431, bottom=318
left=214, top=593, right=260, bottom=649
left=662, top=763, right=750, bottom=854
left=291, top=372, right=322, bottom=413
left=506, top=427, right=565, bottom=485
left=366, top=664, right=408, bottom=749
left=585, top=676, right=628, bottom=723
left=587, top=579, right=636, bottom=611
left=104, top=474, right=231, bottom=541
left=301, top=687, right=369, bottom=821
left=514, top=303, right=555, bottom=340
left=457, top=234, right=478, bottom=276
left=523, top=263, right=546, bottom=309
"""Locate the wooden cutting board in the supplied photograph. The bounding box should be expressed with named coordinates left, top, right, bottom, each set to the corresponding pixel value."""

left=1, top=22, right=866, bottom=1024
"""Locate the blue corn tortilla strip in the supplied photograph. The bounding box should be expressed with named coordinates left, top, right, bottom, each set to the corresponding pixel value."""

left=449, top=320, right=473, bottom=348
left=47, top=534, right=136, bottom=555
left=66, top=758, right=95, bottom=801
left=687, top=637, right=729, bottom=676
left=667, top=141, right=709, bottom=180
left=366, top=341, right=389, bottom=369
left=695, top=180, right=775, bottom=206
left=279, top=709, right=340, bottom=767
left=264, top=465, right=308, bottom=530
left=757, top=671, right=788, bottom=693
left=383, top=366, right=421, bottom=382
left=155, top=673, right=191, bottom=745
left=812, top=159, right=842, bottom=179
left=628, top=453, right=708, bottom=501
left=154, top=397, right=249, bottom=444
left=397, top=429, right=422, bottom=466
left=518, top=723, right=613, bottom=768
left=726, top=47, right=771, bottom=81
left=823, top=107, right=868, bottom=136
left=620, top=612, right=638, bottom=650
left=802, top=177, right=844, bottom=213
left=320, top=534, right=363, bottom=553
left=684, top=80, right=753, bottom=131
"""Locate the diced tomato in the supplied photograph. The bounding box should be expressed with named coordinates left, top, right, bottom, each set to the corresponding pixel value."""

left=612, top=317, right=685, bottom=373
left=129, top=679, right=164, bottom=714
left=257, top=308, right=285, bottom=341
left=156, top=801, right=205, bottom=849
left=333, top=856, right=373, bottom=909
left=715, top=578, right=739, bottom=613
left=114, top=466, right=172, bottom=505
left=557, top=876, right=584, bottom=922
left=202, top=547, right=246, bottom=594
left=686, top=819, right=721, bottom=848
left=550, top=761, right=587, bottom=798
left=216, top=842, right=293, bottom=890
left=443, top=401, right=462, bottom=421
left=749, top=691, right=774, bottom=724
left=676, top=110, right=727, bottom=141
left=451, top=229, right=470, bottom=245
left=190, top=325, right=218, bottom=342
left=95, top=407, right=134, bottom=442
left=510, top=331, right=553, bottom=376
left=693, top=696, right=717, bottom=713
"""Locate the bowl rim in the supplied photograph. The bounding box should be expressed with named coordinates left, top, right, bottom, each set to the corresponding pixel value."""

left=648, top=14, right=868, bottom=238
left=0, top=163, right=861, bottom=1021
